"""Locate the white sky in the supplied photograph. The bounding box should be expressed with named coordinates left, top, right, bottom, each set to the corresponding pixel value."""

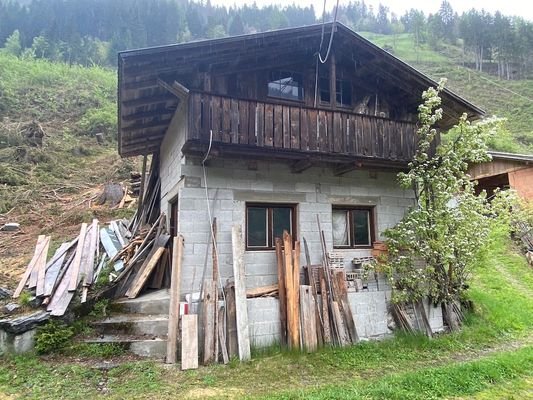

left=215, top=0, right=533, bottom=21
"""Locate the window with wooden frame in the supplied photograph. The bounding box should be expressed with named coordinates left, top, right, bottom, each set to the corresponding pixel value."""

left=319, top=78, right=352, bottom=107
left=246, top=203, right=296, bottom=250
left=267, top=70, right=304, bottom=102
left=332, top=206, right=374, bottom=248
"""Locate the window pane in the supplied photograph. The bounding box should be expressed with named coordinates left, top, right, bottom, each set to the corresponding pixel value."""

left=272, top=207, right=292, bottom=241
left=336, top=80, right=352, bottom=106
left=247, top=207, right=267, bottom=247
left=268, top=71, right=303, bottom=101
left=332, top=210, right=349, bottom=246
left=353, top=210, right=370, bottom=246
left=319, top=77, right=330, bottom=103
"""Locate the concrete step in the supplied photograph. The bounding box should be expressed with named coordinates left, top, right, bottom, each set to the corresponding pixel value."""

left=112, top=289, right=170, bottom=315
left=83, top=334, right=167, bottom=359
left=91, top=313, right=169, bottom=337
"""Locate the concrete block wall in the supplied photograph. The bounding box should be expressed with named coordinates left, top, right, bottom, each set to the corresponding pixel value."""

left=162, top=156, right=415, bottom=295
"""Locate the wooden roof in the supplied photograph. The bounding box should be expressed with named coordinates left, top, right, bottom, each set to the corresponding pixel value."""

left=118, top=22, right=485, bottom=157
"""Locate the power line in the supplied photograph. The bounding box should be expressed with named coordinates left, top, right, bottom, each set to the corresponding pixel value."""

left=475, top=73, right=533, bottom=103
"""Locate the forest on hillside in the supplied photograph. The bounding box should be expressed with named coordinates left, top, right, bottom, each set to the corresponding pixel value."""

left=1, top=0, right=533, bottom=79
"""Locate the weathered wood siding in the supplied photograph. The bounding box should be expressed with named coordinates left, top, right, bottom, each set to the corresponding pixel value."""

left=188, top=92, right=418, bottom=162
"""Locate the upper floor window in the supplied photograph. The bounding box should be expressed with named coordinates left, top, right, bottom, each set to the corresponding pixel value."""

left=320, top=78, right=352, bottom=107
left=246, top=203, right=296, bottom=250
left=268, top=71, right=304, bottom=102
left=332, top=206, right=374, bottom=248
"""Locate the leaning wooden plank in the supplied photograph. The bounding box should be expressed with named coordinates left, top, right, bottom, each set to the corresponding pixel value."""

left=333, top=270, right=359, bottom=343
left=231, top=225, right=251, bottom=361
left=100, top=226, right=124, bottom=271
left=300, top=285, right=318, bottom=352
left=292, top=240, right=301, bottom=347
left=275, top=238, right=287, bottom=345
left=78, top=224, right=94, bottom=285
left=181, top=314, right=199, bottom=370
left=43, top=242, right=70, bottom=297
left=45, top=238, right=78, bottom=273
left=224, top=281, right=238, bottom=358
left=331, top=301, right=349, bottom=346
left=283, top=231, right=299, bottom=349
left=83, top=219, right=99, bottom=286
left=246, top=284, right=278, bottom=298
left=166, top=235, right=184, bottom=364
left=202, top=280, right=217, bottom=365
left=110, top=220, right=127, bottom=248
left=125, top=247, right=165, bottom=298
left=48, top=260, right=79, bottom=316
left=318, top=268, right=332, bottom=344
left=35, top=236, right=51, bottom=296
left=218, top=305, right=229, bottom=365
left=68, top=223, right=88, bottom=291
left=28, top=235, right=47, bottom=289
left=13, top=235, right=46, bottom=298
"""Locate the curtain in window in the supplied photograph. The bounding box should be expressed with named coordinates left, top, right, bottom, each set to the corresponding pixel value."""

left=332, top=210, right=349, bottom=246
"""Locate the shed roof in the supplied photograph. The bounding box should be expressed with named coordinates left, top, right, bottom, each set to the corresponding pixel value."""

left=118, top=22, right=485, bottom=157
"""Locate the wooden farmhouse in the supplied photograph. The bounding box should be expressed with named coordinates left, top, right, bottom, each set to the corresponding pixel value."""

left=469, top=151, right=533, bottom=199
left=117, top=22, right=484, bottom=345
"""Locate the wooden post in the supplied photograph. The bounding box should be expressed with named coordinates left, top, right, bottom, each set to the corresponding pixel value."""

left=300, top=285, right=317, bottom=352
left=137, top=154, right=148, bottom=217
left=166, top=235, right=184, bottom=364
left=283, top=231, right=299, bottom=349
left=275, top=238, right=287, bottom=345
left=292, top=240, right=301, bottom=348
left=232, top=225, right=251, bottom=361
left=319, top=268, right=332, bottom=344
left=212, top=218, right=219, bottom=362
left=181, top=314, right=199, bottom=370
left=224, top=281, right=238, bottom=358
left=330, top=52, right=336, bottom=108
left=202, top=280, right=216, bottom=365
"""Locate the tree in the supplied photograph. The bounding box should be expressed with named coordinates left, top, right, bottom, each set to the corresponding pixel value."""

left=3, top=29, right=22, bottom=56
left=228, top=14, right=244, bottom=36
left=383, top=80, right=503, bottom=332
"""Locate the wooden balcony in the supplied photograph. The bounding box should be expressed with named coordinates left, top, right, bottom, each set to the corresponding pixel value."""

left=185, top=92, right=419, bottom=169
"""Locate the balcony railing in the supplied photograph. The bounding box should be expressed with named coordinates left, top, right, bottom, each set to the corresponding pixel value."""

left=187, top=92, right=418, bottom=162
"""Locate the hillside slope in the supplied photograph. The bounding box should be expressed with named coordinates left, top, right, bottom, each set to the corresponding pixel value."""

left=361, top=32, right=533, bottom=152
left=0, top=54, right=136, bottom=287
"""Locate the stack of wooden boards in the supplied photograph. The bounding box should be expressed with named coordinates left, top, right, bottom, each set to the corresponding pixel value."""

left=275, top=225, right=359, bottom=351
left=11, top=211, right=173, bottom=316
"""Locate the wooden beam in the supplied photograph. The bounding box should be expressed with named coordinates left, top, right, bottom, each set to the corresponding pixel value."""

left=330, top=52, right=336, bottom=108
left=334, top=162, right=362, bottom=176
left=166, top=235, right=184, bottom=364
left=69, top=223, right=87, bottom=292
left=275, top=238, right=287, bottom=346
left=122, top=94, right=176, bottom=108
left=122, top=107, right=176, bottom=121
left=291, top=158, right=313, bottom=173
left=231, top=225, right=251, bottom=361
left=122, top=118, right=173, bottom=132
left=122, top=78, right=158, bottom=90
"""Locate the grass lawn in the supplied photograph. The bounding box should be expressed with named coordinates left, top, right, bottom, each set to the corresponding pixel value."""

left=0, top=223, right=531, bottom=399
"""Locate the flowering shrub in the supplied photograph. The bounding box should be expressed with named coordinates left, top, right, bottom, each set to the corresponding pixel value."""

left=383, top=80, right=505, bottom=331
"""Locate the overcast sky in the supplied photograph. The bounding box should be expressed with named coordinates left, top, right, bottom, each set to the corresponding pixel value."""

left=215, top=0, right=533, bottom=21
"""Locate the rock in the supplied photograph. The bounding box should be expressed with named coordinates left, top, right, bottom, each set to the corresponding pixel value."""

left=0, top=287, right=12, bottom=300
left=0, top=311, right=50, bottom=335
left=0, top=223, right=20, bottom=232
left=28, top=296, right=42, bottom=308
left=3, top=303, right=21, bottom=314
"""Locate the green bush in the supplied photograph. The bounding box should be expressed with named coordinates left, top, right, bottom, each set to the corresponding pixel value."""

left=78, top=104, right=117, bottom=139
left=35, top=320, right=75, bottom=354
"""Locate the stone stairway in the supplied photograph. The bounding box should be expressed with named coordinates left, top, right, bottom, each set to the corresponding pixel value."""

left=84, top=289, right=171, bottom=358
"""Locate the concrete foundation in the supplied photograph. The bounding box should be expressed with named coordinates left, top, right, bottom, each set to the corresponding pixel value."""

left=0, top=328, right=36, bottom=355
